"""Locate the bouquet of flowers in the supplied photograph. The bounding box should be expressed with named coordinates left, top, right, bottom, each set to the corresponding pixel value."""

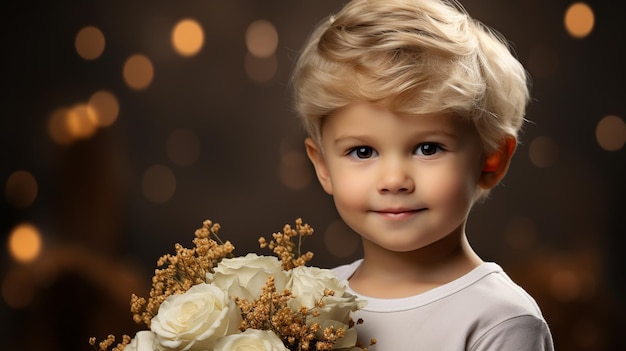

left=90, top=218, right=371, bottom=351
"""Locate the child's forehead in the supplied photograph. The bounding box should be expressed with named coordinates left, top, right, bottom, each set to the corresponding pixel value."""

left=328, top=101, right=457, bottom=124
left=323, top=101, right=473, bottom=134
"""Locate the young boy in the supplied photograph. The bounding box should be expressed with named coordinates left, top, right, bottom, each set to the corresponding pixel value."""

left=291, top=0, right=554, bottom=349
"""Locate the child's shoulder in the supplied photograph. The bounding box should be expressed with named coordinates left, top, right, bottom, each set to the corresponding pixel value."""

left=464, top=262, right=545, bottom=318
left=331, top=260, right=543, bottom=319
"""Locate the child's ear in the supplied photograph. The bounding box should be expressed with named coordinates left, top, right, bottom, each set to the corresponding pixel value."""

left=304, top=137, right=334, bottom=195
left=478, top=136, right=517, bottom=189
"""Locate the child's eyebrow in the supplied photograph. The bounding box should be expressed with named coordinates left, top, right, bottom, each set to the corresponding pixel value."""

left=333, top=130, right=459, bottom=143
left=412, top=130, right=459, bottom=138
left=332, top=135, right=372, bottom=145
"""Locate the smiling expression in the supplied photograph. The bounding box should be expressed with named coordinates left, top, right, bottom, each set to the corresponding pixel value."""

left=306, top=101, right=486, bottom=253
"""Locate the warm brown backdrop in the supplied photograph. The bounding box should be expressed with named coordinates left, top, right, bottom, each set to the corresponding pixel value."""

left=1, top=1, right=624, bottom=350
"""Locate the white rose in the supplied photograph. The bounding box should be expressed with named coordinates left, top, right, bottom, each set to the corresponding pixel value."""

left=286, top=266, right=340, bottom=308
left=209, top=253, right=290, bottom=301
left=312, top=298, right=364, bottom=349
left=150, top=283, right=242, bottom=351
left=214, top=329, right=289, bottom=351
left=287, top=266, right=367, bottom=349
left=124, top=330, right=156, bottom=351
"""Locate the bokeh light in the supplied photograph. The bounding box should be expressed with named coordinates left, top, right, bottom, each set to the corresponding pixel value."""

left=279, top=150, right=312, bottom=190
left=172, top=18, right=204, bottom=57
left=245, top=53, right=278, bottom=83
left=2, top=267, right=36, bottom=309
left=48, top=105, right=99, bottom=144
left=47, top=92, right=119, bottom=145
left=8, top=223, right=43, bottom=263
left=166, top=128, right=201, bottom=166
left=596, top=115, right=626, bottom=151
left=141, top=164, right=177, bottom=203
left=323, top=219, right=360, bottom=258
left=5, top=170, right=38, bottom=208
left=48, top=108, right=74, bottom=145
left=564, top=2, right=595, bottom=39
left=550, top=269, right=582, bottom=302
left=75, top=25, right=105, bottom=60
left=244, top=20, right=279, bottom=81
left=88, top=90, right=120, bottom=127
left=529, top=136, right=559, bottom=168
left=245, top=20, right=279, bottom=58
left=123, top=54, right=154, bottom=91
left=66, top=103, right=98, bottom=140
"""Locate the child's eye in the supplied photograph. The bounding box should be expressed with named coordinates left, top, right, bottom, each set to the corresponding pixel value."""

left=415, top=143, right=442, bottom=156
left=348, top=146, right=377, bottom=159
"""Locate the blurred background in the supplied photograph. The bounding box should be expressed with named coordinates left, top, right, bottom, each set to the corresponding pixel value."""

left=1, top=0, right=624, bottom=350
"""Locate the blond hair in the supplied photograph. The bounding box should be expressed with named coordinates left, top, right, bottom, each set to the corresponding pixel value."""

left=291, top=0, right=530, bottom=154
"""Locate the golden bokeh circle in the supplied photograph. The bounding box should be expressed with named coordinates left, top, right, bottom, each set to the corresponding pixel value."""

left=88, top=90, right=120, bottom=127
left=123, top=54, right=154, bottom=91
left=245, top=20, right=279, bottom=58
left=529, top=136, right=559, bottom=168
left=596, top=115, right=626, bottom=151
left=5, top=170, right=38, bottom=208
left=75, top=26, right=106, bottom=60
left=8, top=223, right=43, bottom=263
left=142, top=165, right=177, bottom=203
left=172, top=19, right=204, bottom=57
left=564, top=2, right=595, bottom=38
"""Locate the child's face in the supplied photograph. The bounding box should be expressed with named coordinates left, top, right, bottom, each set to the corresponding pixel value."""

left=307, top=101, right=485, bottom=253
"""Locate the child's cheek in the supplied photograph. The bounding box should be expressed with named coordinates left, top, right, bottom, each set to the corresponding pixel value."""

left=333, top=177, right=370, bottom=209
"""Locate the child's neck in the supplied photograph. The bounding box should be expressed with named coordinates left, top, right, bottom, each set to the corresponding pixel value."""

left=348, top=231, right=482, bottom=298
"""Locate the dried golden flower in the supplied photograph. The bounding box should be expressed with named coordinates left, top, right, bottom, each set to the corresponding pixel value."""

left=129, top=220, right=235, bottom=328
left=88, top=334, right=131, bottom=351
left=259, top=218, right=314, bottom=270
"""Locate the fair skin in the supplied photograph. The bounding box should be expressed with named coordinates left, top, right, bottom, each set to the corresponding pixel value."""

left=306, top=101, right=516, bottom=298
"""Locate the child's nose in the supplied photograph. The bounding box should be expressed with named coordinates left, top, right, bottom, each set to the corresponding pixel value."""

left=376, top=161, right=415, bottom=194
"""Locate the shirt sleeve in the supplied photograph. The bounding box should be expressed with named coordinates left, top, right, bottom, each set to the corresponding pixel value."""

left=470, top=315, right=554, bottom=351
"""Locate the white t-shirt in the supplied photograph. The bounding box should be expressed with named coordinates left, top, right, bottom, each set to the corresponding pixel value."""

left=332, top=260, right=554, bottom=351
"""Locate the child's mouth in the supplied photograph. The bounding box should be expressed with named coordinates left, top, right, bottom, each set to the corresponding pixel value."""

left=374, top=208, right=425, bottom=220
